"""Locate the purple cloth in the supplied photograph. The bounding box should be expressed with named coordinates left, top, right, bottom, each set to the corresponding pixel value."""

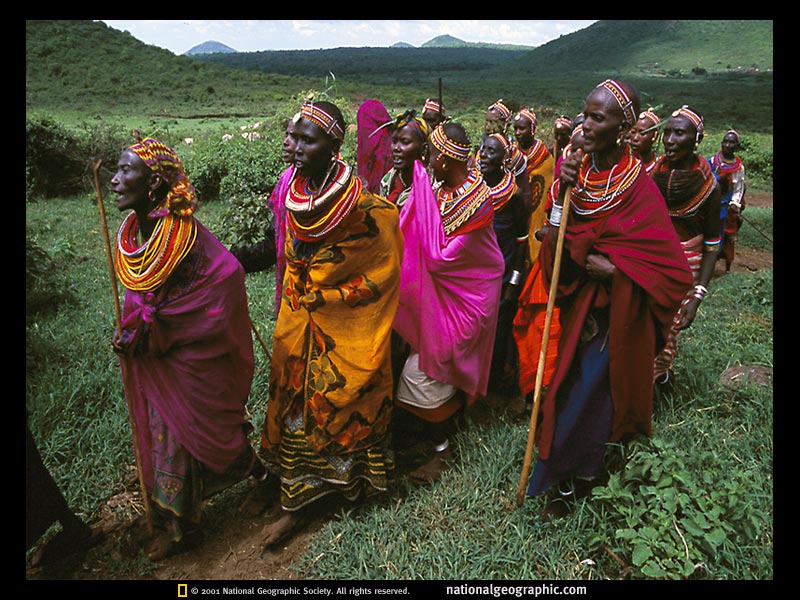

left=357, top=100, right=393, bottom=195
left=393, top=160, right=505, bottom=398
left=271, top=165, right=294, bottom=311
left=118, top=221, right=255, bottom=486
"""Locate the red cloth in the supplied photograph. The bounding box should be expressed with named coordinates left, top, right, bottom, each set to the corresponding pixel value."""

left=536, top=172, right=693, bottom=459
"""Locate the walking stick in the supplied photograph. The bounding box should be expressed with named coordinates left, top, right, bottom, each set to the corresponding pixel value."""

left=91, top=160, right=153, bottom=534
left=516, top=185, right=573, bottom=507
left=250, top=319, right=272, bottom=363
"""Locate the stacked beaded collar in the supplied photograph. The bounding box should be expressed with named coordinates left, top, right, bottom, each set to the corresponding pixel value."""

left=488, top=171, right=517, bottom=212
left=437, top=169, right=493, bottom=237
left=651, top=155, right=717, bottom=218
left=430, top=124, right=471, bottom=162
left=570, top=146, right=642, bottom=218
left=285, top=159, right=362, bottom=242
left=115, top=210, right=197, bottom=292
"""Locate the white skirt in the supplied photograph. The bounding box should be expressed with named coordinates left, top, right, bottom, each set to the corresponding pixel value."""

left=396, top=351, right=457, bottom=410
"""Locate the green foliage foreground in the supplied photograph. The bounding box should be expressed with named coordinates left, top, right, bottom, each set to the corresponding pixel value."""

left=26, top=193, right=772, bottom=580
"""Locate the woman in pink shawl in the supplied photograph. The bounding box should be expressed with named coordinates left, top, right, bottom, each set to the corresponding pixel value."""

left=111, top=137, right=265, bottom=560
left=393, top=122, right=504, bottom=483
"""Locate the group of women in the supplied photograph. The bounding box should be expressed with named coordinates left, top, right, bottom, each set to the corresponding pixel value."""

left=95, top=78, right=746, bottom=561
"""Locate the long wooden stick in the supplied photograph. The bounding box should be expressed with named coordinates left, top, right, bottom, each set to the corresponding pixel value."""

left=516, top=185, right=573, bottom=507
left=92, top=160, right=153, bottom=534
left=250, top=319, right=272, bottom=363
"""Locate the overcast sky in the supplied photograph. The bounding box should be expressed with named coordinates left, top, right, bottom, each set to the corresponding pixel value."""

left=100, top=20, right=597, bottom=55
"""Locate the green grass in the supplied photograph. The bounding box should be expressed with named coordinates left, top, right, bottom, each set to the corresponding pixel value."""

left=26, top=194, right=773, bottom=579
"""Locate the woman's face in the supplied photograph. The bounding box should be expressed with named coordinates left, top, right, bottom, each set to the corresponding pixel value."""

left=581, top=88, right=627, bottom=156
left=721, top=132, right=739, bottom=159
left=513, top=116, right=534, bottom=147
left=111, top=149, right=156, bottom=214
left=293, top=118, right=337, bottom=180
left=479, top=136, right=506, bottom=176
left=391, top=124, right=425, bottom=172
left=628, top=117, right=657, bottom=156
left=282, top=120, right=298, bottom=164
left=484, top=108, right=506, bottom=135
left=662, top=115, right=698, bottom=166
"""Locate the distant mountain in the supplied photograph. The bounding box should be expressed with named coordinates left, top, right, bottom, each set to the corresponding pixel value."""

left=185, top=41, right=237, bottom=55
left=421, top=34, right=534, bottom=51
left=391, top=41, right=415, bottom=48
left=422, top=35, right=465, bottom=48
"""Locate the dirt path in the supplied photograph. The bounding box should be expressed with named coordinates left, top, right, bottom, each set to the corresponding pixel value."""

left=26, top=191, right=773, bottom=582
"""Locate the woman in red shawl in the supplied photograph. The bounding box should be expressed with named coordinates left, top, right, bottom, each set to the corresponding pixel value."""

left=526, top=81, right=693, bottom=516
left=112, top=137, right=265, bottom=560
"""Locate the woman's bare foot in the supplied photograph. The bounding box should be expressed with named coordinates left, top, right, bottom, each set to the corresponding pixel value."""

left=408, top=445, right=453, bottom=483
left=261, top=509, right=309, bottom=553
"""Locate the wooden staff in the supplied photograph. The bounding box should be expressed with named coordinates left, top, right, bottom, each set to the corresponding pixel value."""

left=91, top=159, right=153, bottom=534
left=516, top=185, right=573, bottom=507
left=250, top=319, right=272, bottom=363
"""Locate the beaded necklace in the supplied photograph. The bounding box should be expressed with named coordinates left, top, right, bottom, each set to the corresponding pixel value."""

left=286, top=160, right=362, bottom=242
left=115, top=210, right=197, bottom=292
left=521, top=138, right=549, bottom=172
left=652, top=155, right=717, bottom=218
left=571, top=147, right=642, bottom=218
left=438, top=169, right=492, bottom=236
left=488, top=171, right=517, bottom=212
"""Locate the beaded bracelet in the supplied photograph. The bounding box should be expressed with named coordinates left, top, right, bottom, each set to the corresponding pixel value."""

left=692, top=284, right=708, bottom=301
left=550, top=203, right=563, bottom=226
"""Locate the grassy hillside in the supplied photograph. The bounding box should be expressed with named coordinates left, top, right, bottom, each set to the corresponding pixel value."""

left=26, top=19, right=773, bottom=133
left=512, top=20, right=773, bottom=76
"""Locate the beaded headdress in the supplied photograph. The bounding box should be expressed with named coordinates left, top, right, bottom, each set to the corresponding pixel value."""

left=597, top=79, right=637, bottom=125
left=488, top=99, right=512, bottom=122
left=488, top=133, right=511, bottom=157
left=129, top=137, right=197, bottom=218
left=554, top=116, right=573, bottom=131
left=430, top=124, right=471, bottom=162
left=515, top=108, right=538, bottom=133
left=299, top=101, right=345, bottom=142
left=423, top=98, right=445, bottom=115
left=671, top=105, right=704, bottom=140
left=725, top=129, right=741, bottom=143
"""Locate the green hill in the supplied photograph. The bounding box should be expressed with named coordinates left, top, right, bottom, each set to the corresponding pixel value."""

left=513, top=19, right=773, bottom=75
left=25, top=19, right=773, bottom=133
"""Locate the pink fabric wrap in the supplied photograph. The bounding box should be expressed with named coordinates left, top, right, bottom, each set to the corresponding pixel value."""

left=118, top=221, right=255, bottom=484
left=357, top=100, right=393, bottom=195
left=271, top=165, right=295, bottom=311
left=393, top=160, right=505, bottom=397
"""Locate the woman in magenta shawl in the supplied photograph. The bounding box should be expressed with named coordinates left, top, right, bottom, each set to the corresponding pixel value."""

left=357, top=99, right=393, bottom=195
left=111, top=137, right=265, bottom=560
left=393, top=122, right=504, bottom=482
left=527, top=81, right=693, bottom=517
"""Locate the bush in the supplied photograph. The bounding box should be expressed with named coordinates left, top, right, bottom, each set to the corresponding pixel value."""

left=26, top=114, right=85, bottom=200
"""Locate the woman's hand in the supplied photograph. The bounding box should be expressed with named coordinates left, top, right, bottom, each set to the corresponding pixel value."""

left=585, top=253, right=616, bottom=281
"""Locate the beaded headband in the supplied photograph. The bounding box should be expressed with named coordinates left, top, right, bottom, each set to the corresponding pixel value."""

left=554, top=116, right=573, bottom=131
left=488, top=133, right=511, bottom=157
left=129, top=137, right=197, bottom=217
left=671, top=105, right=704, bottom=135
left=424, top=99, right=444, bottom=114
left=639, top=109, right=661, bottom=128
left=515, top=108, right=538, bottom=132
left=299, top=102, right=345, bottom=141
left=725, top=129, right=741, bottom=143
left=597, top=79, right=637, bottom=125
left=488, top=100, right=512, bottom=122
left=430, top=124, right=471, bottom=162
